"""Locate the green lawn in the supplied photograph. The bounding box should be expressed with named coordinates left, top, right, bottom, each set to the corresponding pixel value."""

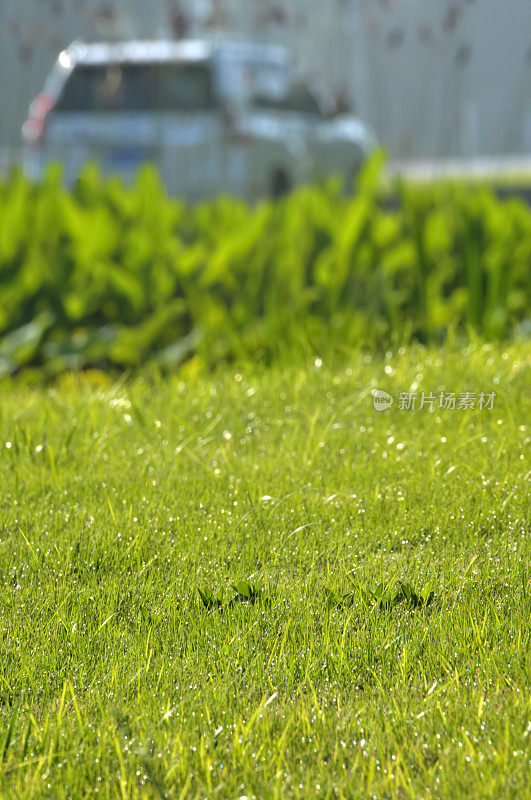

left=0, top=343, right=529, bottom=799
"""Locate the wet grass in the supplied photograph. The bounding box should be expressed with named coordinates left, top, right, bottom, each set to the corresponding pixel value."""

left=0, top=342, right=529, bottom=798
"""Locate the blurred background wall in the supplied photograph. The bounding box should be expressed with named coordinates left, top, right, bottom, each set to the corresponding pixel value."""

left=1, top=0, right=531, bottom=166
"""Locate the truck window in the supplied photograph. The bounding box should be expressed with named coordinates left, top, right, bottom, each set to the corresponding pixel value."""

left=56, top=62, right=214, bottom=112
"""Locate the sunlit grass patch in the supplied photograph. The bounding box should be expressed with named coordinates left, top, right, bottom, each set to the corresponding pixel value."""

left=0, top=342, right=528, bottom=798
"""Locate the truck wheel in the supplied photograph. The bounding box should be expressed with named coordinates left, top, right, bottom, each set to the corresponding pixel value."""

left=271, top=167, right=292, bottom=198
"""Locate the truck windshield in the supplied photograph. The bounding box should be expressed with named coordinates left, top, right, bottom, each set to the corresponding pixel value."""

left=56, top=61, right=214, bottom=112
left=253, top=80, right=322, bottom=117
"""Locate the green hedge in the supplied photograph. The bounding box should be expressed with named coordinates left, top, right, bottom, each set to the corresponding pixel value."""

left=0, top=153, right=529, bottom=375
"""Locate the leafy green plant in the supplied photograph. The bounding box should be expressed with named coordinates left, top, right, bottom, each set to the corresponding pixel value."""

left=231, top=579, right=268, bottom=606
left=198, top=580, right=269, bottom=611
left=327, top=580, right=435, bottom=612
left=0, top=157, right=529, bottom=377
left=198, top=587, right=225, bottom=611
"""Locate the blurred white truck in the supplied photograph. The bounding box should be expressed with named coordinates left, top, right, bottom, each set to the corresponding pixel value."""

left=22, top=38, right=376, bottom=199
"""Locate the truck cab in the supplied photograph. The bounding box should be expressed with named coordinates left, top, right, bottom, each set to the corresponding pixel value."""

left=23, top=39, right=375, bottom=199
